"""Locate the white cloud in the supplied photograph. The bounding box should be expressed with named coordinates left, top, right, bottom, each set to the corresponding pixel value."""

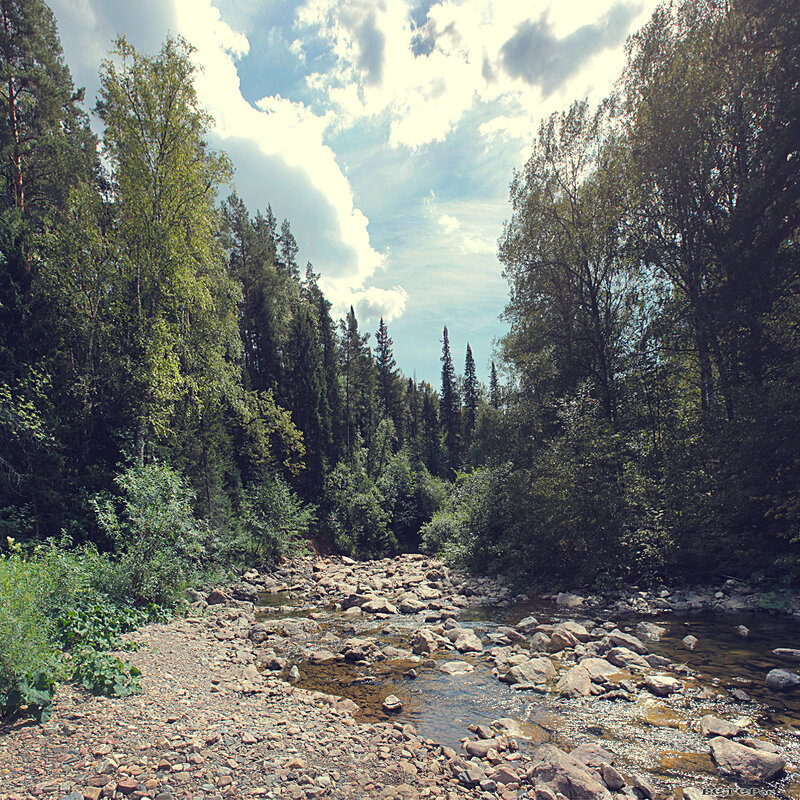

left=438, top=213, right=460, bottom=233
left=172, top=0, right=406, bottom=319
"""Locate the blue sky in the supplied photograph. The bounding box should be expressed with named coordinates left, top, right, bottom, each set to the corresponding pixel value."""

left=49, top=0, right=659, bottom=385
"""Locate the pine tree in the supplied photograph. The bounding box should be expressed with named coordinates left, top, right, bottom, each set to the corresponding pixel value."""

left=440, top=326, right=460, bottom=469
left=374, top=317, right=397, bottom=421
left=277, top=218, right=299, bottom=280
left=490, top=361, right=501, bottom=409
left=463, top=343, right=478, bottom=447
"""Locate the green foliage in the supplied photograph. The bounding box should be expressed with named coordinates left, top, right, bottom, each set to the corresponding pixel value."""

left=0, top=669, right=57, bottom=724
left=70, top=648, right=141, bottom=697
left=240, top=474, right=316, bottom=563
left=93, top=462, right=202, bottom=605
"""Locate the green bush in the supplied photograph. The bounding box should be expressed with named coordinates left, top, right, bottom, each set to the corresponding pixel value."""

left=240, top=474, right=315, bottom=563
left=0, top=542, right=59, bottom=720
left=93, top=462, right=202, bottom=605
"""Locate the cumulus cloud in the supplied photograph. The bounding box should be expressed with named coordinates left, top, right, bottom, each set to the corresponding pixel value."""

left=500, top=4, right=642, bottom=95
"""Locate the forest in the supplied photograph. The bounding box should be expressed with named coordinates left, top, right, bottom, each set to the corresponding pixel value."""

left=1, top=0, right=799, bottom=717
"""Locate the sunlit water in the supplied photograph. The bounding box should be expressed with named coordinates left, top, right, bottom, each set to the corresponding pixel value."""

left=259, top=592, right=800, bottom=799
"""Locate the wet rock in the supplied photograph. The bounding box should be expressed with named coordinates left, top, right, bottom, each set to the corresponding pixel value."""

left=635, top=621, right=665, bottom=641
left=411, top=629, right=438, bottom=655
left=528, top=744, right=611, bottom=800
left=440, top=661, right=475, bottom=675
left=736, top=625, right=750, bottom=638
left=765, top=668, right=800, bottom=691
left=604, top=630, right=648, bottom=655
left=682, top=634, right=699, bottom=650
left=601, top=764, right=625, bottom=791
left=464, top=737, right=507, bottom=758
left=288, top=665, right=300, bottom=682
left=579, top=657, right=622, bottom=680
left=503, top=657, right=556, bottom=685
left=709, top=736, right=786, bottom=782
left=557, top=665, right=593, bottom=698
left=643, top=674, right=683, bottom=697
left=698, top=715, right=743, bottom=738
left=459, top=764, right=486, bottom=788
left=549, top=628, right=581, bottom=652
left=556, top=593, right=585, bottom=608
left=773, top=648, right=800, bottom=662
left=741, top=737, right=781, bottom=754
left=560, top=621, right=591, bottom=642
left=382, top=694, right=403, bottom=712
left=399, top=596, right=426, bottom=614
left=362, top=597, right=398, bottom=614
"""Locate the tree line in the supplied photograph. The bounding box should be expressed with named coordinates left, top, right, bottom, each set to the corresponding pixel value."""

left=0, top=0, right=499, bottom=564
left=423, top=0, right=800, bottom=588
left=1, top=0, right=799, bottom=590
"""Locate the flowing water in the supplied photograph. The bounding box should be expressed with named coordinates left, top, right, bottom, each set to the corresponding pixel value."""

left=259, top=590, right=800, bottom=799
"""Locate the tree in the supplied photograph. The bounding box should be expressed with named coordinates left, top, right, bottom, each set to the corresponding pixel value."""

left=339, top=306, right=375, bottom=458
left=374, top=317, right=397, bottom=422
left=0, top=0, right=96, bottom=216
left=463, top=343, right=478, bottom=448
left=499, top=101, right=632, bottom=424
left=440, top=326, right=460, bottom=469
left=489, top=361, right=501, bottom=409
left=96, top=35, right=239, bottom=464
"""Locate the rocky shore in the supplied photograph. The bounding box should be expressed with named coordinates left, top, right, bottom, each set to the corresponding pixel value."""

left=1, top=555, right=798, bottom=800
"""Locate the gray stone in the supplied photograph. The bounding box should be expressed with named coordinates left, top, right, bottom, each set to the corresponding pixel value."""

left=515, top=615, right=540, bottom=634
left=765, top=668, right=800, bottom=691
left=635, top=621, right=665, bottom=641
left=773, top=648, right=800, bottom=662
left=698, top=714, right=743, bottom=738
left=382, top=694, right=402, bottom=712
left=454, top=630, right=484, bottom=653
left=682, top=634, right=699, bottom=650
left=601, top=764, right=625, bottom=791
left=570, top=742, right=615, bottom=768
left=736, top=625, right=750, bottom=638
left=504, top=657, right=556, bottom=686
left=709, top=736, right=786, bottom=782
left=557, top=665, right=593, bottom=698
left=440, top=660, right=475, bottom=675
left=530, top=631, right=552, bottom=652
left=528, top=745, right=611, bottom=800
left=556, top=592, right=585, bottom=608
left=605, top=647, right=650, bottom=672
left=643, top=674, right=682, bottom=697
left=605, top=629, right=648, bottom=655
left=578, top=657, right=622, bottom=680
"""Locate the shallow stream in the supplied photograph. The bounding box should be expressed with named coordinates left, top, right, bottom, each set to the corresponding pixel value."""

left=259, top=590, right=800, bottom=799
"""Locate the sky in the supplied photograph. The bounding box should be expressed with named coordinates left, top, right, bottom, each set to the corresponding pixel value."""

left=48, top=0, right=659, bottom=386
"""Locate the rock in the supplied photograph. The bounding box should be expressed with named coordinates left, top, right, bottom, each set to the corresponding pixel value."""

left=731, top=688, right=752, bottom=702
left=308, top=649, right=336, bottom=664
left=773, top=648, right=800, bottom=662
left=709, top=736, right=786, bottom=782
left=737, top=625, right=750, bottom=638
left=399, top=597, right=426, bottom=614
left=765, top=668, right=800, bottom=691
left=288, top=665, right=300, bottom=681
left=411, top=629, right=438, bottom=654
left=570, top=742, right=615, bottom=768
left=741, top=737, right=781, bottom=754
left=515, top=615, right=540, bottom=634
left=578, top=657, right=622, bottom=680
left=362, top=597, right=398, bottom=614
left=464, top=738, right=504, bottom=758
left=459, top=764, right=486, bottom=788
left=530, top=631, right=552, bottom=652
left=682, top=789, right=713, bottom=800
left=440, top=660, right=475, bottom=675
left=492, top=718, right=527, bottom=738
left=635, top=621, right=665, bottom=641
left=698, top=715, right=743, bottom=738
left=556, top=592, right=584, bottom=608
left=503, top=657, right=556, bottom=686
left=490, top=765, right=521, bottom=785
left=557, top=665, right=593, bottom=698
left=549, top=628, right=581, bottom=652
left=682, top=634, right=698, bottom=650
left=601, top=764, right=624, bottom=791
left=206, top=588, right=231, bottom=605
left=454, top=630, right=484, bottom=653
left=559, top=621, right=591, bottom=642
left=605, top=629, right=648, bottom=655
left=528, top=744, right=611, bottom=800
left=643, top=674, right=683, bottom=697
left=605, top=647, right=650, bottom=672
left=382, top=694, right=403, bottom=712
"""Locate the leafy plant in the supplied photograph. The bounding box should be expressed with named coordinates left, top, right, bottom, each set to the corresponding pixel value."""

left=70, top=648, right=141, bottom=697
left=0, top=668, right=58, bottom=724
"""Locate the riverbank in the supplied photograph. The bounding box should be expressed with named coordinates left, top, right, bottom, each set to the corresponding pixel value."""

left=2, top=555, right=798, bottom=800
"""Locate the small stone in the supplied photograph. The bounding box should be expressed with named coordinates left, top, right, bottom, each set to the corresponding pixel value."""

left=736, top=625, right=749, bottom=638
left=383, top=694, right=403, bottom=712
left=765, top=668, right=800, bottom=691
left=682, top=635, right=698, bottom=650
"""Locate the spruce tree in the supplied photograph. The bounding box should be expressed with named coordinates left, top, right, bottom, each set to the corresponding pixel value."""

left=440, top=326, right=460, bottom=469
left=374, top=317, right=397, bottom=420
left=490, top=361, right=501, bottom=409
left=463, top=343, right=478, bottom=446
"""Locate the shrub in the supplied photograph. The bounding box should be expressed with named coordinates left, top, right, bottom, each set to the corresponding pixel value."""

left=93, top=462, right=202, bottom=605
left=240, top=474, right=315, bottom=563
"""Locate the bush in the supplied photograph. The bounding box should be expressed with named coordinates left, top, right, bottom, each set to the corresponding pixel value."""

left=240, top=474, right=315, bottom=563
left=93, top=462, right=202, bottom=605
left=0, top=542, right=58, bottom=720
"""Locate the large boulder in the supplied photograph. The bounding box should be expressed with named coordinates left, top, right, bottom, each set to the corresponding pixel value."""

left=557, top=665, right=593, bottom=698
left=556, top=593, right=585, bottom=608
left=528, top=745, right=611, bottom=800
left=765, top=668, right=800, bottom=691
left=454, top=630, right=484, bottom=653
left=605, top=647, right=650, bottom=672
left=643, top=674, right=683, bottom=697
left=579, top=657, right=622, bottom=680
left=604, top=629, right=648, bottom=655
left=504, top=657, right=556, bottom=686
left=709, top=736, right=786, bottom=782
left=698, top=715, right=743, bottom=738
